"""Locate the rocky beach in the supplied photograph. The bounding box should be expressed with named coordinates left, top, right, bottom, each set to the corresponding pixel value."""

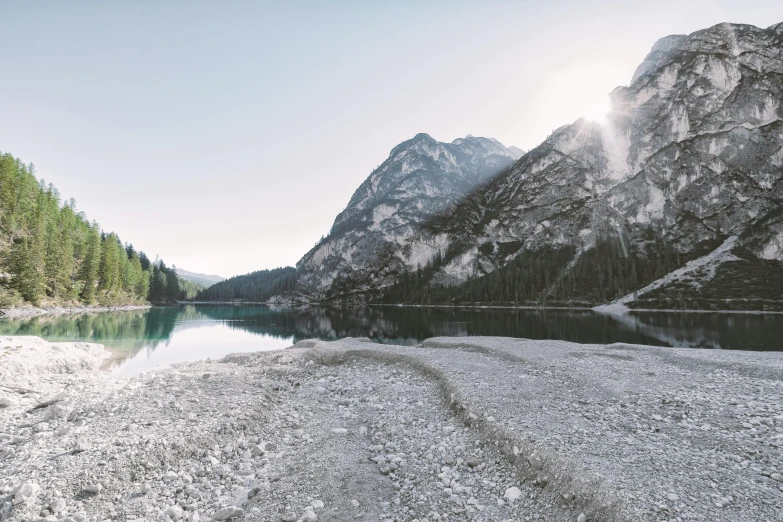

left=0, top=307, right=152, bottom=320
left=1, top=336, right=782, bottom=522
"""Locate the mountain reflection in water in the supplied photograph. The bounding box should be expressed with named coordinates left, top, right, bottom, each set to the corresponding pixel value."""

left=0, top=305, right=780, bottom=374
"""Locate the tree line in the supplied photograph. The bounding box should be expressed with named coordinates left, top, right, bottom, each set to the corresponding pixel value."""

left=0, top=152, right=184, bottom=307
left=376, top=231, right=691, bottom=307
left=195, top=267, right=296, bottom=302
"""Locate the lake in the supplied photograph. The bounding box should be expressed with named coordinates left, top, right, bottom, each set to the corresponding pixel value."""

left=1, top=304, right=781, bottom=375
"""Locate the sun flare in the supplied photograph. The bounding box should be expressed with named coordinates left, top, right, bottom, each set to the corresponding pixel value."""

left=583, top=95, right=612, bottom=123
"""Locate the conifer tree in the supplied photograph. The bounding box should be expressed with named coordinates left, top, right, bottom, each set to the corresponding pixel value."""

left=79, top=224, right=102, bottom=303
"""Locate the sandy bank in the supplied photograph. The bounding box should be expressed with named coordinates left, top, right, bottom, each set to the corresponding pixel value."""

left=0, top=305, right=152, bottom=320
left=1, top=336, right=781, bottom=522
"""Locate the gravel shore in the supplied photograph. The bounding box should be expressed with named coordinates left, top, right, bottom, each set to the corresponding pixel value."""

left=1, top=336, right=781, bottom=522
left=0, top=306, right=152, bottom=320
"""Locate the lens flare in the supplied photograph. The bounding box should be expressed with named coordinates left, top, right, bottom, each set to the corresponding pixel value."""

left=583, top=96, right=612, bottom=123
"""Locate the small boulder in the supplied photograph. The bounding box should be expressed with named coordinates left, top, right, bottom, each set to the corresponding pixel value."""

left=250, top=444, right=265, bottom=457
left=84, top=484, right=102, bottom=494
left=13, top=483, right=41, bottom=504
left=503, top=486, right=522, bottom=502
left=300, top=507, right=318, bottom=521
left=214, top=506, right=243, bottom=520
left=50, top=498, right=66, bottom=513
left=166, top=505, right=184, bottom=519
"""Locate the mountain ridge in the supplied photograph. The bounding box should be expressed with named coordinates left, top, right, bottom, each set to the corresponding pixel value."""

left=192, top=20, right=783, bottom=311
left=304, top=20, right=783, bottom=310
left=295, top=133, right=522, bottom=298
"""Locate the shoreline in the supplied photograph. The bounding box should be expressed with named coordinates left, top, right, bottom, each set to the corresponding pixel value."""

left=371, top=302, right=783, bottom=315
left=1, top=336, right=781, bottom=521
left=0, top=304, right=152, bottom=320
left=180, top=300, right=783, bottom=315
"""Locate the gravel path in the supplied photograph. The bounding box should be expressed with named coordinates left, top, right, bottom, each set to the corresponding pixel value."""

left=1, top=336, right=782, bottom=522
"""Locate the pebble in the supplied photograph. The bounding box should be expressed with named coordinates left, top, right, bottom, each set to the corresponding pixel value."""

left=213, top=506, right=243, bottom=520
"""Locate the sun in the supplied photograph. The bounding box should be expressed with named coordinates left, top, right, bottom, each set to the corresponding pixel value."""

left=583, top=95, right=612, bottom=123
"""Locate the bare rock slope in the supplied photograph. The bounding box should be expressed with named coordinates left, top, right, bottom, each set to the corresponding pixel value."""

left=427, top=22, right=783, bottom=298
left=296, top=134, right=522, bottom=299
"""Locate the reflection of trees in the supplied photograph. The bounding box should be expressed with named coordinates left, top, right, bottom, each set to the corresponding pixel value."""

left=285, top=306, right=673, bottom=347
left=621, top=312, right=783, bottom=351
left=0, top=307, right=193, bottom=355
left=1, top=305, right=778, bottom=354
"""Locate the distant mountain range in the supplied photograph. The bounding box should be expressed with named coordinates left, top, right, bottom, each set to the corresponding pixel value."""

left=200, top=21, right=783, bottom=311
left=176, top=269, right=226, bottom=288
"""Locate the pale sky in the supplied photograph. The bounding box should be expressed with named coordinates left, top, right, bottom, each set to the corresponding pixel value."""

left=1, top=1, right=781, bottom=277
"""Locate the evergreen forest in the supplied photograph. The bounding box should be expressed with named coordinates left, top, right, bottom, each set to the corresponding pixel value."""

left=195, top=267, right=296, bottom=302
left=0, top=152, right=186, bottom=307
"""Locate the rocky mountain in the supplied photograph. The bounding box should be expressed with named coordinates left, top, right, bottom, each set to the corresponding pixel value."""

left=296, top=134, right=522, bottom=297
left=290, top=21, right=783, bottom=310
left=374, top=21, right=782, bottom=310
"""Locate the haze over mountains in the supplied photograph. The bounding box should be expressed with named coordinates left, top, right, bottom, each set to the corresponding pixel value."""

left=201, top=21, right=783, bottom=311
left=175, top=269, right=225, bottom=288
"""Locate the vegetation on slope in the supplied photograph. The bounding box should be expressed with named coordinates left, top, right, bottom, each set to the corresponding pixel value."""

left=632, top=247, right=783, bottom=311
left=374, top=231, right=723, bottom=307
left=195, top=267, right=296, bottom=302
left=0, top=152, right=185, bottom=307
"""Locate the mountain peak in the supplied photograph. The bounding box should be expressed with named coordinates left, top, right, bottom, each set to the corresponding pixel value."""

left=631, top=34, right=688, bottom=84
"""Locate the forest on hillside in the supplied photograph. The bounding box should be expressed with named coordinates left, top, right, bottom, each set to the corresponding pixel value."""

left=374, top=232, right=710, bottom=308
left=0, top=152, right=186, bottom=307
left=195, top=267, right=296, bottom=302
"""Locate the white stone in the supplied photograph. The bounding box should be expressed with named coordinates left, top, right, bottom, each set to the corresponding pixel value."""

left=14, top=482, right=41, bottom=504
left=166, top=505, right=184, bottom=519
left=503, top=486, right=522, bottom=502
left=214, top=506, right=243, bottom=520
left=84, top=483, right=102, bottom=494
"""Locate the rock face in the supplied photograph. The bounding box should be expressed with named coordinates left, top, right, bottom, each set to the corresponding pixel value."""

left=296, top=134, right=521, bottom=297
left=430, top=22, right=783, bottom=286
left=292, top=21, right=782, bottom=307
left=291, top=21, right=783, bottom=307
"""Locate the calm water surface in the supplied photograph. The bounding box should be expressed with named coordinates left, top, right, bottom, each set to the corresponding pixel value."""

left=1, top=305, right=780, bottom=375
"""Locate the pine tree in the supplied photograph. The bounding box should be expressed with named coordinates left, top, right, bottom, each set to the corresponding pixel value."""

left=79, top=224, right=102, bottom=303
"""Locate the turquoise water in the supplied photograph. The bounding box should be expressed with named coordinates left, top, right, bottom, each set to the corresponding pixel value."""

left=0, top=305, right=780, bottom=375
